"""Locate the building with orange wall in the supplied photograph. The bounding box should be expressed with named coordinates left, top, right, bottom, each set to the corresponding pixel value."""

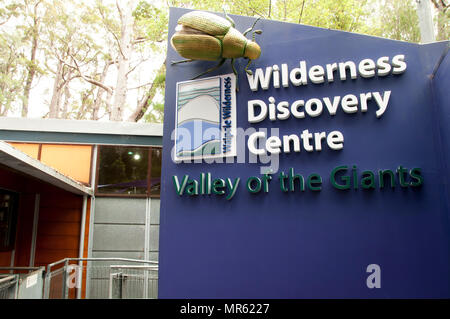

left=0, top=118, right=162, bottom=298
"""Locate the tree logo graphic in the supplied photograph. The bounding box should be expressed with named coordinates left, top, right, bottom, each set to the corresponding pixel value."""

left=174, top=74, right=237, bottom=161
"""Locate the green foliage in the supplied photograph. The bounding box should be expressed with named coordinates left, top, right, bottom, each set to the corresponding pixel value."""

left=0, top=2, right=23, bottom=24
left=154, top=72, right=166, bottom=85
left=134, top=1, right=168, bottom=51
left=166, top=0, right=370, bottom=32
left=143, top=102, right=164, bottom=123
left=0, top=0, right=46, bottom=115
left=270, top=0, right=369, bottom=33
left=0, top=32, right=25, bottom=115
left=373, top=0, right=421, bottom=43
left=434, top=7, right=449, bottom=41
left=0, top=8, right=24, bottom=114
left=134, top=63, right=165, bottom=123
left=167, top=0, right=269, bottom=18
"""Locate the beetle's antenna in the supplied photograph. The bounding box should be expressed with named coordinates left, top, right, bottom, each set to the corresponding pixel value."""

left=243, top=17, right=261, bottom=36
left=243, top=27, right=252, bottom=36
left=252, top=30, right=262, bottom=41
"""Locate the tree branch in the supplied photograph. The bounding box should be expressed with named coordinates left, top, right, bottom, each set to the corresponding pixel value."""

left=127, top=81, right=155, bottom=90
left=299, top=0, right=306, bottom=24
left=116, top=0, right=124, bottom=25
left=98, top=4, right=126, bottom=59
left=63, top=54, right=114, bottom=93
left=126, top=57, right=149, bottom=76
left=127, top=60, right=165, bottom=122
left=133, top=37, right=150, bottom=44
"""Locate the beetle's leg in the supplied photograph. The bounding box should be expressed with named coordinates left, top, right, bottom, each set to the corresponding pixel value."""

left=191, top=58, right=226, bottom=80
left=231, top=58, right=238, bottom=76
left=244, top=59, right=253, bottom=75
left=171, top=59, right=194, bottom=65
left=243, top=17, right=261, bottom=37
left=230, top=59, right=240, bottom=92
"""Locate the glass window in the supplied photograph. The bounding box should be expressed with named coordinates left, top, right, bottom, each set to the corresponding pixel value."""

left=97, top=146, right=149, bottom=195
left=149, top=148, right=162, bottom=196
left=96, top=146, right=162, bottom=197
left=0, top=190, right=19, bottom=251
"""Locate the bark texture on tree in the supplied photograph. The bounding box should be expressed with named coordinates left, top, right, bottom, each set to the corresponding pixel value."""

left=110, top=0, right=136, bottom=121
left=49, top=60, right=64, bottom=118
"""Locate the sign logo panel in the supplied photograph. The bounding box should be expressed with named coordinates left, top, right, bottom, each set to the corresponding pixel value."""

left=174, top=73, right=236, bottom=161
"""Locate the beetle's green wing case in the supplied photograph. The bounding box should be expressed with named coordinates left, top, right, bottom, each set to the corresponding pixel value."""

left=171, top=34, right=222, bottom=61
left=178, top=11, right=232, bottom=36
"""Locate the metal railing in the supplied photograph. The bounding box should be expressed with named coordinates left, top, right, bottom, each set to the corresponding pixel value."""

left=0, top=275, right=19, bottom=299
left=0, top=267, right=45, bottom=299
left=0, top=266, right=43, bottom=273
left=44, top=258, right=158, bottom=299
left=109, top=265, right=158, bottom=299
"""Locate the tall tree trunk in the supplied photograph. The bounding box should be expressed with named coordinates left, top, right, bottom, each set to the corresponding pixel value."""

left=110, top=0, right=136, bottom=121
left=431, top=0, right=449, bottom=41
left=92, top=61, right=112, bottom=120
left=61, top=77, right=71, bottom=119
left=127, top=62, right=165, bottom=122
left=104, top=89, right=114, bottom=120
left=0, top=64, right=8, bottom=116
left=0, top=95, right=6, bottom=115
left=0, top=105, right=7, bottom=116
left=22, top=2, right=41, bottom=117
left=128, top=83, right=155, bottom=122
left=49, top=60, right=64, bottom=118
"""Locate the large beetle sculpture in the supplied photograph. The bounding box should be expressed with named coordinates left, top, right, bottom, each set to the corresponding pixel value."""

left=170, top=11, right=262, bottom=81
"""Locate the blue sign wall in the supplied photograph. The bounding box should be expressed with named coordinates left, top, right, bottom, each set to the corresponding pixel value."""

left=159, top=7, right=450, bottom=298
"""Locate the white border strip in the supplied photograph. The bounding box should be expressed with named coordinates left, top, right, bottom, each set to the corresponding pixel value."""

left=0, top=117, right=163, bottom=137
